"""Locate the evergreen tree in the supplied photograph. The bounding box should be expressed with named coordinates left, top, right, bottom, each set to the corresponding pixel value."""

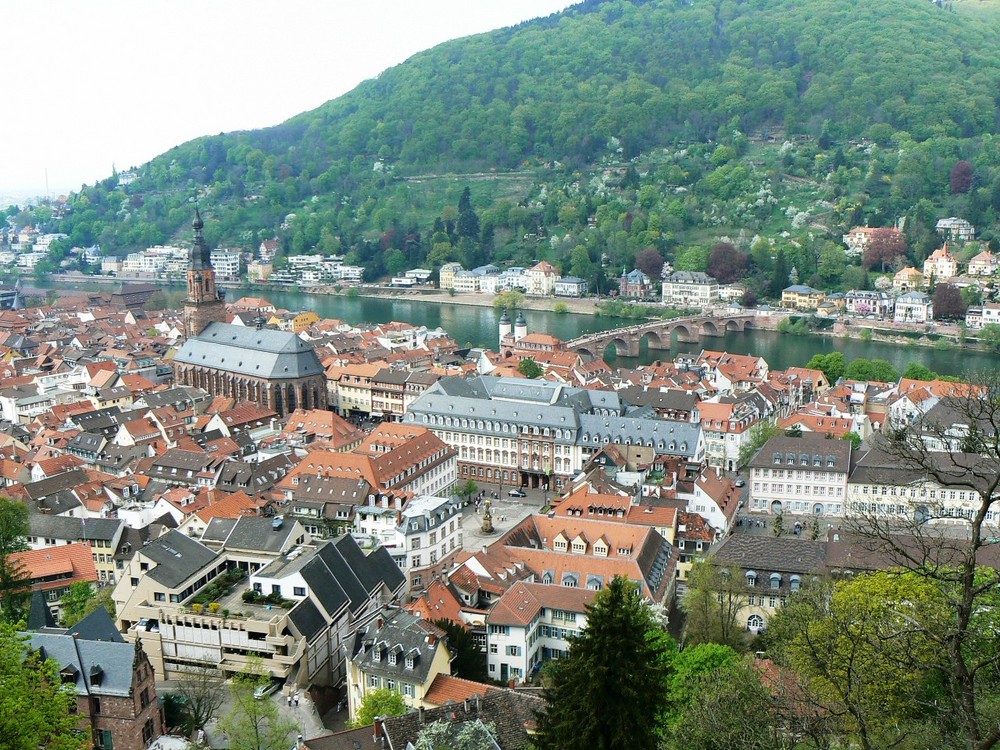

left=457, top=187, right=480, bottom=242
left=537, top=576, right=670, bottom=750
left=0, top=498, right=30, bottom=624
left=768, top=249, right=789, bottom=299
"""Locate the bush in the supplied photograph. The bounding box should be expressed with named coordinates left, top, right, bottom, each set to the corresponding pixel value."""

left=553, top=302, right=569, bottom=314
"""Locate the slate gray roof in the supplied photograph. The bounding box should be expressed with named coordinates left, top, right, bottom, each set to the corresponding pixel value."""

left=67, top=432, right=107, bottom=454
left=27, top=632, right=139, bottom=697
left=711, top=535, right=827, bottom=577
left=138, top=385, right=209, bottom=410
left=333, top=535, right=406, bottom=596
left=23, top=469, right=94, bottom=501
left=64, top=607, right=125, bottom=643
left=173, top=322, right=324, bottom=379
left=407, top=376, right=696, bottom=450
left=350, top=610, right=445, bottom=684
left=28, top=514, right=122, bottom=542
left=749, top=433, right=851, bottom=473
left=288, top=598, right=327, bottom=641
left=215, top=454, right=293, bottom=494
left=204, top=516, right=298, bottom=554
left=143, top=529, right=218, bottom=589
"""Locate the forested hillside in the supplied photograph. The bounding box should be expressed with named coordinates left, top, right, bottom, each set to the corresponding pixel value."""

left=24, top=0, right=1000, bottom=300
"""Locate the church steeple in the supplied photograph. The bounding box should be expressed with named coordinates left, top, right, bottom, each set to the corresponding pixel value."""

left=190, top=209, right=212, bottom=270
left=183, top=209, right=226, bottom=338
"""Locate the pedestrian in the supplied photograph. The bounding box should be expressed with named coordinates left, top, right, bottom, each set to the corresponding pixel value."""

left=287, top=694, right=292, bottom=707
left=294, top=694, right=300, bottom=708
left=197, top=728, right=205, bottom=746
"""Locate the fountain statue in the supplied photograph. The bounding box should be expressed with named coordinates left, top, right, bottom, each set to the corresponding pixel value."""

left=481, top=498, right=494, bottom=534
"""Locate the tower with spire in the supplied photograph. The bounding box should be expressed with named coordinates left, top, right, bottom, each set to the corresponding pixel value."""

left=182, top=210, right=226, bottom=337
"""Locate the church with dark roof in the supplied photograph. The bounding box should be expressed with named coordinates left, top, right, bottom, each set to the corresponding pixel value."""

left=172, top=212, right=328, bottom=416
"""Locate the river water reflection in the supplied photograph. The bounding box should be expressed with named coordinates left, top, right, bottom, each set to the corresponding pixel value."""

left=42, top=281, right=1000, bottom=377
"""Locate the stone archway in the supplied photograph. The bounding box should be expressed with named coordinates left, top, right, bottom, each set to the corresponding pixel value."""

left=701, top=320, right=721, bottom=337
left=640, top=330, right=667, bottom=352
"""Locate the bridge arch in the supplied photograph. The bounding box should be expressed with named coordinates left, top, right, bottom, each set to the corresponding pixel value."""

left=701, top=320, right=721, bottom=337
left=602, top=337, right=635, bottom=359
left=575, top=346, right=596, bottom=360
left=640, top=329, right=668, bottom=351
left=671, top=323, right=697, bottom=343
left=726, top=317, right=751, bottom=332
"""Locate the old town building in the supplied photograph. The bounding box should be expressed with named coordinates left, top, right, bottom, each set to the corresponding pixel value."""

left=172, top=214, right=327, bottom=417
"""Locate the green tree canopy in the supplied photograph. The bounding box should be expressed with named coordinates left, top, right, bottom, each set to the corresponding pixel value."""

left=766, top=573, right=950, bottom=750
left=843, top=358, right=900, bottom=383
left=349, top=688, right=407, bottom=729
left=0, top=498, right=30, bottom=624
left=805, top=351, right=846, bottom=383
left=537, top=576, right=671, bottom=750
left=219, top=658, right=296, bottom=750
left=0, top=626, right=88, bottom=750
left=517, top=358, right=544, bottom=379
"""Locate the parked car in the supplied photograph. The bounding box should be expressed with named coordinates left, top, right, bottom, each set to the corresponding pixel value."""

left=254, top=679, right=283, bottom=700
left=508, top=488, right=527, bottom=498
left=734, top=478, right=746, bottom=487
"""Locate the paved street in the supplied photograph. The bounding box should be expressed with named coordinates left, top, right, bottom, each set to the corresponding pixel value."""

left=157, top=679, right=328, bottom=748
left=459, top=482, right=550, bottom=551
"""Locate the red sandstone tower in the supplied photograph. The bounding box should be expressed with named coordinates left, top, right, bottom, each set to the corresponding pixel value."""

left=182, top=209, right=226, bottom=337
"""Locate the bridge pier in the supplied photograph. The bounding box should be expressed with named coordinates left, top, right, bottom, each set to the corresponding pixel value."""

left=675, top=327, right=700, bottom=343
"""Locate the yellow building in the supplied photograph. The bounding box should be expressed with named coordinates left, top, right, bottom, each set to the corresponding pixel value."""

left=438, top=262, right=464, bottom=290
left=347, top=609, right=453, bottom=720
left=781, top=284, right=826, bottom=310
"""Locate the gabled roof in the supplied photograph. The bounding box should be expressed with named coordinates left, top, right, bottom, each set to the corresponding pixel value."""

left=173, top=322, right=323, bottom=379
left=26, top=632, right=139, bottom=697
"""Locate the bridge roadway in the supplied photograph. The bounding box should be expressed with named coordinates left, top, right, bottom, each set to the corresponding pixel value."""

left=566, top=311, right=759, bottom=359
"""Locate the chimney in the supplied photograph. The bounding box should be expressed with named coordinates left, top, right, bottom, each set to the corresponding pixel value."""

left=475, top=696, right=481, bottom=713
left=375, top=616, right=384, bottom=630
left=427, top=633, right=437, bottom=647
left=418, top=706, right=425, bottom=723
left=373, top=717, right=385, bottom=739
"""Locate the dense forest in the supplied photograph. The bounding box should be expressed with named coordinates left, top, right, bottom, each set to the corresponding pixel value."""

left=20, top=0, right=1000, bottom=301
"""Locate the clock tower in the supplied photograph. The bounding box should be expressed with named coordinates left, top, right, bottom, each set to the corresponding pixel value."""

left=183, top=210, right=226, bottom=337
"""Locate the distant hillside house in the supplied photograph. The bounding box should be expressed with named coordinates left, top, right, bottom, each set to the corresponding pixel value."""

left=781, top=285, right=825, bottom=310
left=936, top=217, right=975, bottom=242
left=922, top=244, right=958, bottom=282
left=894, top=291, right=933, bottom=324
left=661, top=271, right=720, bottom=309
left=893, top=266, right=924, bottom=293
left=967, top=249, right=998, bottom=276
left=619, top=268, right=653, bottom=298
left=554, top=276, right=588, bottom=297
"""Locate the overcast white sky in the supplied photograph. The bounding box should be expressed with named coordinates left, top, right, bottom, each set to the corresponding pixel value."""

left=1, top=1, right=574, bottom=198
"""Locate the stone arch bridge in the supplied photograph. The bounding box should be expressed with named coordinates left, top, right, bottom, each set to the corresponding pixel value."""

left=567, top=312, right=757, bottom=359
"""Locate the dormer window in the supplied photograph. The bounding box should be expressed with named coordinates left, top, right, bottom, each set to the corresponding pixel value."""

left=770, top=573, right=782, bottom=590
left=405, top=656, right=414, bottom=669
left=746, top=570, right=757, bottom=587
left=772, top=452, right=781, bottom=464
left=790, top=575, right=801, bottom=593
left=388, top=651, right=397, bottom=666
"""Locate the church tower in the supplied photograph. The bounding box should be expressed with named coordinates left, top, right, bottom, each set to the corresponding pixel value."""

left=183, top=210, right=226, bottom=337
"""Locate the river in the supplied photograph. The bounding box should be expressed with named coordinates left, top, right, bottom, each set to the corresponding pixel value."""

left=35, top=281, right=1000, bottom=377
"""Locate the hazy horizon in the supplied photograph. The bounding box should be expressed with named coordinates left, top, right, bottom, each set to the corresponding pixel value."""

left=1, top=1, right=574, bottom=201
